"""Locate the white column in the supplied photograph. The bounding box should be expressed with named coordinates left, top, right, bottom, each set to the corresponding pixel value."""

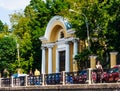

left=41, top=47, right=46, bottom=74
left=73, top=39, right=78, bottom=57
left=56, top=50, right=59, bottom=73
left=72, top=39, right=78, bottom=71
left=11, top=76, right=13, bottom=87
left=25, top=76, right=27, bottom=86
left=48, top=47, right=52, bottom=73
left=65, top=42, right=70, bottom=72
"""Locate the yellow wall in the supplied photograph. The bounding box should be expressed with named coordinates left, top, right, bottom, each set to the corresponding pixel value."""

left=90, top=56, right=97, bottom=69
left=46, top=49, right=48, bottom=74
left=70, top=42, right=73, bottom=72
left=52, top=45, right=57, bottom=73
left=48, top=21, right=67, bottom=42
left=49, top=25, right=61, bottom=42
left=110, top=52, right=118, bottom=68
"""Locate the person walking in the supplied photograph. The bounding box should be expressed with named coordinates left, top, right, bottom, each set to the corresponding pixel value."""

left=96, top=60, right=103, bottom=83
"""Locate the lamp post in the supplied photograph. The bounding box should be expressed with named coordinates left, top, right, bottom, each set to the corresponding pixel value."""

left=69, top=9, right=90, bottom=50
left=17, top=43, right=20, bottom=67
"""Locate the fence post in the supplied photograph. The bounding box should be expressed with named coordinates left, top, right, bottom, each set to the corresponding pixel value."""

left=25, top=75, right=27, bottom=86
left=62, top=71, right=65, bottom=85
left=0, top=78, right=1, bottom=87
left=86, top=68, right=92, bottom=84
left=110, top=52, right=118, bottom=68
left=42, top=73, right=45, bottom=86
left=11, top=76, right=13, bottom=87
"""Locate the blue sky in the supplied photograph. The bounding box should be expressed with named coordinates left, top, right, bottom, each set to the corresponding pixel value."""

left=0, top=0, right=31, bottom=28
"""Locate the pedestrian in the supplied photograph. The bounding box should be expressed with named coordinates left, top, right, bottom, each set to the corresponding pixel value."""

left=34, top=69, right=40, bottom=76
left=96, top=60, right=103, bottom=83
left=29, top=69, right=33, bottom=76
left=3, top=69, right=9, bottom=78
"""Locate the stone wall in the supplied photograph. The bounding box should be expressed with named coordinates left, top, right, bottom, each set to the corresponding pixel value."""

left=0, top=83, right=120, bottom=91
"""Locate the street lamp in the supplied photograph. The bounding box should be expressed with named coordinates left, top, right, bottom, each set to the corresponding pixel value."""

left=17, top=43, right=20, bottom=67
left=69, top=9, right=90, bottom=50
left=16, top=41, right=22, bottom=74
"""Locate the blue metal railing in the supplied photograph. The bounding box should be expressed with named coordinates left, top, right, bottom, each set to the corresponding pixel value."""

left=27, top=75, right=42, bottom=85
left=13, top=76, right=25, bottom=86
left=0, top=68, right=116, bottom=87
left=65, top=70, right=87, bottom=84
left=45, top=72, right=62, bottom=85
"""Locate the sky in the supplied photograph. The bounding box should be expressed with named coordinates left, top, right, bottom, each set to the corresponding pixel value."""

left=0, top=0, right=31, bottom=28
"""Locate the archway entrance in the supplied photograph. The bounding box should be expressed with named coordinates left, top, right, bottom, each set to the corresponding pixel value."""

left=59, top=51, right=65, bottom=72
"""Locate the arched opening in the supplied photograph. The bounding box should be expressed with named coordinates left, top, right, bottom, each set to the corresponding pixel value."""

left=60, top=32, right=64, bottom=38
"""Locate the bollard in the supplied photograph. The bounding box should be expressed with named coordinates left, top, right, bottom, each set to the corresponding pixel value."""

left=62, top=71, right=65, bottom=85
left=11, top=76, right=13, bottom=87
left=0, top=78, right=2, bottom=87
left=25, top=75, right=27, bottom=86
left=86, top=68, right=92, bottom=84
left=42, top=73, right=45, bottom=86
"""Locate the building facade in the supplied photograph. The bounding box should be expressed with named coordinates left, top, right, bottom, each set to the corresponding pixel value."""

left=39, top=16, right=83, bottom=74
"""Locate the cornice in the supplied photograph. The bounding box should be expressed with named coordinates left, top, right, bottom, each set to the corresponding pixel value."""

left=39, top=36, right=47, bottom=41
left=67, top=29, right=75, bottom=34
left=41, top=43, right=55, bottom=48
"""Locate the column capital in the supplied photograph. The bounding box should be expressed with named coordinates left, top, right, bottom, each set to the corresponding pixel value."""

left=65, top=37, right=74, bottom=42
left=89, top=55, right=97, bottom=59
left=72, top=38, right=79, bottom=43
left=65, top=41, right=70, bottom=44
left=56, top=38, right=66, bottom=45
left=41, top=46, right=46, bottom=50
left=65, top=37, right=79, bottom=44
left=41, top=43, right=55, bottom=48
left=110, top=52, right=118, bottom=55
left=46, top=43, right=55, bottom=48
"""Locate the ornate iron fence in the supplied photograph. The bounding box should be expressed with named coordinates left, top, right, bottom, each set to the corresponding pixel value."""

left=0, top=68, right=116, bottom=87
left=45, top=72, right=62, bottom=85
left=13, top=76, right=25, bottom=86
left=65, top=70, right=87, bottom=84
left=27, top=75, right=42, bottom=85
left=1, top=78, right=11, bottom=87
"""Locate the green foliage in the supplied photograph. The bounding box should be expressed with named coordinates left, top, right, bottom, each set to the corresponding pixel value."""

left=67, top=0, right=120, bottom=67
left=74, top=49, right=92, bottom=69
left=75, top=49, right=92, bottom=61
left=0, top=20, right=9, bottom=35
left=0, top=0, right=119, bottom=73
left=0, top=20, right=4, bottom=32
left=24, top=0, right=72, bottom=71
left=10, top=11, right=33, bottom=73
left=0, top=36, right=16, bottom=72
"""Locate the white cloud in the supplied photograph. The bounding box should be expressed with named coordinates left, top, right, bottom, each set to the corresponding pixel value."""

left=0, top=0, right=30, bottom=10
left=0, top=0, right=31, bottom=28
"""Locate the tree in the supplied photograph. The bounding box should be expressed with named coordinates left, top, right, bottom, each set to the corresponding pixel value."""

left=67, top=0, right=120, bottom=68
left=24, top=0, right=72, bottom=71
left=8, top=0, right=120, bottom=72
left=0, top=20, right=4, bottom=32
left=10, top=11, right=33, bottom=73
left=0, top=36, right=17, bottom=74
left=104, top=0, right=120, bottom=51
